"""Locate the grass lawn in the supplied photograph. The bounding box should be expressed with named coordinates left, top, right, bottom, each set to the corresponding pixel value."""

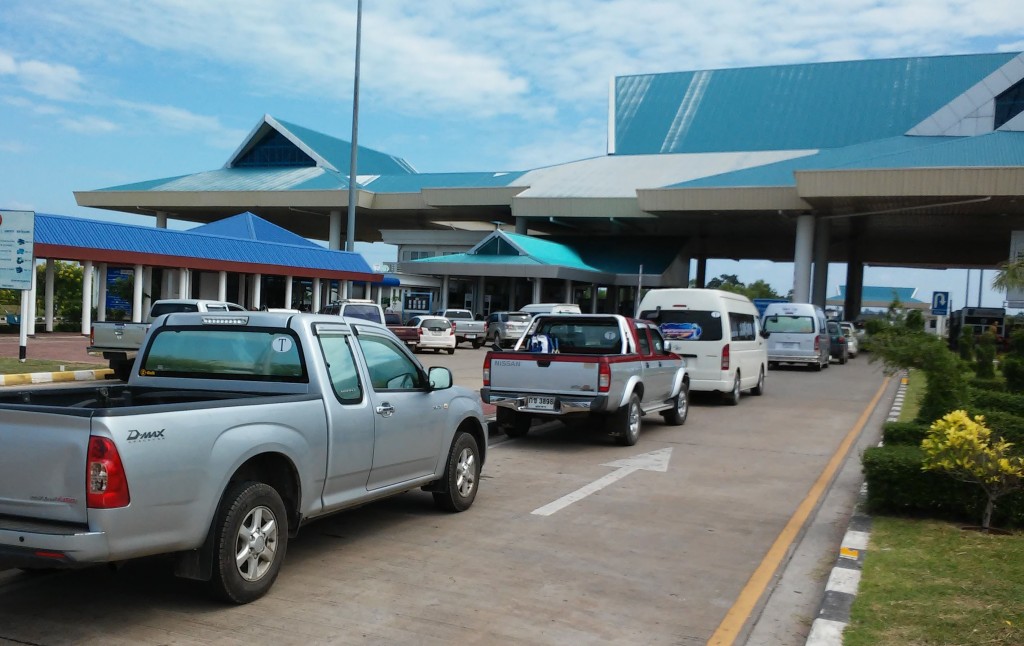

left=847, top=366, right=1024, bottom=645
left=0, top=357, right=105, bottom=374
left=844, top=516, right=1024, bottom=645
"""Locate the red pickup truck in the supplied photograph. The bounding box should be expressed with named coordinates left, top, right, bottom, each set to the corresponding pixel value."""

left=385, top=312, right=419, bottom=347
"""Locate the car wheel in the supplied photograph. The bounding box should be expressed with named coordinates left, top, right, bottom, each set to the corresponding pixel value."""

left=472, top=339, right=483, bottom=349
left=494, top=333, right=502, bottom=347
left=751, top=367, right=765, bottom=396
left=111, top=358, right=132, bottom=382
left=497, top=407, right=531, bottom=438
left=447, top=348, right=455, bottom=355
left=661, top=383, right=688, bottom=426
left=209, top=481, right=288, bottom=604
left=840, top=350, right=848, bottom=365
left=613, top=393, right=642, bottom=446
left=768, top=361, right=778, bottom=370
left=823, top=355, right=831, bottom=369
left=432, top=431, right=480, bottom=512
left=724, top=372, right=741, bottom=406
left=813, top=360, right=823, bottom=372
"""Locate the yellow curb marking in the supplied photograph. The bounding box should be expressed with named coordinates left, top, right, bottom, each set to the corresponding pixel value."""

left=839, top=546, right=860, bottom=560
left=707, top=375, right=891, bottom=646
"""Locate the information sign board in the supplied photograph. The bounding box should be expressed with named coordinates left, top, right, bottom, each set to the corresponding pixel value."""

left=0, top=210, right=35, bottom=290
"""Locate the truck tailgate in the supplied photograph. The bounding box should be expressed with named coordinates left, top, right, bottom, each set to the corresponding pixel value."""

left=0, top=410, right=91, bottom=524
left=491, top=355, right=601, bottom=395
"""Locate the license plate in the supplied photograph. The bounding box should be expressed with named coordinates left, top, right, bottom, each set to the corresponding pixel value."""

left=464, top=334, right=476, bottom=338
left=527, top=396, right=556, bottom=410
left=431, top=330, right=443, bottom=336
left=782, top=342, right=800, bottom=349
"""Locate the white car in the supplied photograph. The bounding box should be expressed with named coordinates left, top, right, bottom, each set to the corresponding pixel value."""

left=407, top=316, right=457, bottom=354
left=839, top=322, right=859, bottom=357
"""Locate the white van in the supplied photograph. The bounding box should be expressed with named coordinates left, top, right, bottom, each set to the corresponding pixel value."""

left=518, top=303, right=582, bottom=315
left=637, top=289, right=767, bottom=405
left=761, top=302, right=830, bottom=371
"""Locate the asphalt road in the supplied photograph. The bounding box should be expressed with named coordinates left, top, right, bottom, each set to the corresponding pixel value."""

left=0, top=342, right=893, bottom=645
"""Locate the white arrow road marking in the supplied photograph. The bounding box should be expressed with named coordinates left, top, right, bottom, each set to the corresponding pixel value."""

left=531, top=447, right=673, bottom=517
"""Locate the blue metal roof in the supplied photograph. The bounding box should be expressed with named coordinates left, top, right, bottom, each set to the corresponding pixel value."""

left=614, top=53, right=1017, bottom=155
left=35, top=213, right=375, bottom=275
left=833, top=131, right=1024, bottom=169
left=362, top=171, right=527, bottom=193
left=190, top=212, right=320, bottom=247
left=98, top=167, right=350, bottom=193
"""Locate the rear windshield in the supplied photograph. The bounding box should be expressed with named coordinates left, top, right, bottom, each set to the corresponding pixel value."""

left=342, top=305, right=382, bottom=324
left=422, top=319, right=451, bottom=331
left=140, top=328, right=307, bottom=381
left=764, top=315, right=815, bottom=334
left=507, top=312, right=531, bottom=323
left=151, top=302, right=199, bottom=318
left=528, top=318, right=623, bottom=354
left=638, top=310, right=723, bottom=342
left=384, top=312, right=401, bottom=325
left=446, top=311, right=473, bottom=320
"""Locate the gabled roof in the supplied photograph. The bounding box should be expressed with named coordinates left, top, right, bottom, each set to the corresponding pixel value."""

left=34, top=213, right=379, bottom=280
left=613, top=53, right=1018, bottom=155
left=191, top=212, right=320, bottom=247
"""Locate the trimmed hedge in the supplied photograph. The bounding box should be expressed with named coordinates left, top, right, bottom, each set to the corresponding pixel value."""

left=971, top=409, right=1024, bottom=450
left=969, top=376, right=1006, bottom=393
left=862, top=444, right=1024, bottom=528
left=882, top=421, right=929, bottom=446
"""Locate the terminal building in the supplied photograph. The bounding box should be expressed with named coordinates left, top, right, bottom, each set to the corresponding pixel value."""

left=51, top=50, right=1024, bottom=325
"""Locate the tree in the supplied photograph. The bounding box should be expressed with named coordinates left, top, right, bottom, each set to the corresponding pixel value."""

left=921, top=410, right=1024, bottom=531
left=0, top=261, right=84, bottom=320
left=704, top=274, right=782, bottom=300
left=992, top=257, right=1024, bottom=293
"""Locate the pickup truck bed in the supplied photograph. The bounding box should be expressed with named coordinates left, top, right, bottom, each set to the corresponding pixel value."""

left=481, top=314, right=688, bottom=445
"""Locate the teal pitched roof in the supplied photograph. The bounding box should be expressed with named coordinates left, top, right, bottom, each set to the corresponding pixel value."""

left=827, top=285, right=924, bottom=304
left=272, top=117, right=416, bottom=175
left=98, top=167, right=350, bottom=192
left=614, top=53, right=1017, bottom=155
left=361, top=171, right=527, bottom=193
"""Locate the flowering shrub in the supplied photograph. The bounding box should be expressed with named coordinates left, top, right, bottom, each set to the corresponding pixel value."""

left=921, top=410, right=1024, bottom=530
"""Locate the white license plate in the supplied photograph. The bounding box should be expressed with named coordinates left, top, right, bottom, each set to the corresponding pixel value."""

left=464, top=334, right=476, bottom=338
left=527, top=396, right=556, bottom=410
left=431, top=331, right=443, bottom=336
left=782, top=342, right=800, bottom=349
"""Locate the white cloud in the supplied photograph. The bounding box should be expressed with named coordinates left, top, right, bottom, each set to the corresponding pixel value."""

left=0, top=140, right=27, bottom=153
left=15, top=58, right=84, bottom=101
left=59, top=115, right=117, bottom=133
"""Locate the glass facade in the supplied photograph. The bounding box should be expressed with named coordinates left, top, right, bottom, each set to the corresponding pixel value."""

left=994, top=78, right=1024, bottom=129
left=235, top=130, right=316, bottom=167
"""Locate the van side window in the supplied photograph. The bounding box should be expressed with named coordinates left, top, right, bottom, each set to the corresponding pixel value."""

left=649, top=327, right=667, bottom=354
left=730, top=313, right=756, bottom=341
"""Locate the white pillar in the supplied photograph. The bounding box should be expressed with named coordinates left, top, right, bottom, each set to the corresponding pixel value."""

left=329, top=210, right=342, bottom=251
left=132, top=265, right=144, bottom=322
left=96, top=263, right=107, bottom=323
left=312, top=278, right=322, bottom=312
left=284, top=275, right=293, bottom=309
left=237, top=275, right=246, bottom=307
left=532, top=277, right=542, bottom=303
left=441, top=275, right=450, bottom=310
left=342, top=280, right=351, bottom=300
left=142, top=267, right=153, bottom=316
left=156, top=211, right=168, bottom=228
left=253, top=273, right=262, bottom=309
left=564, top=279, right=573, bottom=303
left=28, top=262, right=38, bottom=336
left=792, top=215, right=814, bottom=303
left=178, top=268, right=189, bottom=299
left=44, top=259, right=54, bottom=332
left=812, top=219, right=830, bottom=308
left=81, top=261, right=94, bottom=335
left=218, top=271, right=228, bottom=302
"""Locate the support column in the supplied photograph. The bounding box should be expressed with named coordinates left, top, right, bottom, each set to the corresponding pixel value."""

left=590, top=283, right=598, bottom=313
left=44, top=259, right=54, bottom=332
left=515, top=218, right=528, bottom=235
left=312, top=277, right=322, bottom=313
left=28, top=263, right=37, bottom=336
left=695, top=257, right=707, bottom=288
left=237, top=275, right=246, bottom=307
left=441, top=275, right=450, bottom=310
left=178, top=268, right=189, bottom=299
left=218, top=271, right=228, bottom=302
left=81, top=261, right=93, bottom=336
left=844, top=254, right=865, bottom=322
left=156, top=211, right=168, bottom=228
left=329, top=210, right=343, bottom=251
left=679, top=254, right=691, bottom=288
left=477, top=276, right=486, bottom=314
left=96, top=264, right=107, bottom=323
left=564, top=279, right=573, bottom=303
left=284, top=275, right=293, bottom=309
left=792, top=214, right=815, bottom=303
left=532, top=277, right=542, bottom=303
left=342, top=280, right=350, bottom=300
left=132, top=265, right=144, bottom=323
left=811, top=219, right=830, bottom=308
left=142, top=267, right=152, bottom=314
left=253, top=273, right=262, bottom=310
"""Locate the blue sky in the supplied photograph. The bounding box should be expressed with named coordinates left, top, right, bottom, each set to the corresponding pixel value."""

left=1, top=0, right=1023, bottom=311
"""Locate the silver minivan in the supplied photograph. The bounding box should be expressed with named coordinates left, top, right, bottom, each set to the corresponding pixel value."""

left=762, top=302, right=830, bottom=371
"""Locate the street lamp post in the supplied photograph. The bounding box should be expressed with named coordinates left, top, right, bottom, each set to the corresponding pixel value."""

left=345, top=0, right=362, bottom=254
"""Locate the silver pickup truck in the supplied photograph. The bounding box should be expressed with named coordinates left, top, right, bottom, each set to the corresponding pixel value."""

left=1, top=312, right=487, bottom=604
left=88, top=299, right=245, bottom=380
left=436, top=309, right=486, bottom=348
left=481, top=314, right=688, bottom=445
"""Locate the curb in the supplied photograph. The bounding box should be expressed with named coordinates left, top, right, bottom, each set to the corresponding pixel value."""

left=805, top=373, right=908, bottom=646
left=0, top=368, right=114, bottom=387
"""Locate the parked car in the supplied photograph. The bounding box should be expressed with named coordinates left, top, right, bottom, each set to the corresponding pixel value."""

left=838, top=321, right=859, bottom=357
left=408, top=315, right=457, bottom=354
left=826, top=321, right=849, bottom=364
left=485, top=311, right=533, bottom=348
left=384, top=311, right=419, bottom=347
left=434, top=308, right=486, bottom=348
left=319, top=299, right=385, bottom=324
left=762, top=302, right=830, bottom=371
left=518, top=303, right=582, bottom=315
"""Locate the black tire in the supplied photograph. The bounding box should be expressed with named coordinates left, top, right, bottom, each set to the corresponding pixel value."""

left=613, top=393, right=642, bottom=446
left=661, top=383, right=688, bottom=426
left=110, top=359, right=132, bottom=382
left=724, top=372, right=741, bottom=406
left=813, top=360, right=823, bottom=372
left=472, top=339, right=483, bottom=349
left=497, top=407, right=531, bottom=438
left=447, top=348, right=455, bottom=355
left=751, top=367, right=765, bottom=396
left=433, top=431, right=481, bottom=512
left=840, top=350, right=848, bottom=365
left=823, top=356, right=831, bottom=369
left=767, top=361, right=778, bottom=370
left=209, top=481, right=288, bottom=604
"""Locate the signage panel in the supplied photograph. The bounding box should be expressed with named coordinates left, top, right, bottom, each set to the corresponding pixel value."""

left=931, top=291, right=949, bottom=316
left=0, top=210, right=35, bottom=290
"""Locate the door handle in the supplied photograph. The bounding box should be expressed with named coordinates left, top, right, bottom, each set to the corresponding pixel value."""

left=375, top=403, right=395, bottom=417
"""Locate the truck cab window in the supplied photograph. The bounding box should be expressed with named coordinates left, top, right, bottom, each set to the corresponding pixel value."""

left=318, top=335, right=363, bottom=404
left=355, top=334, right=425, bottom=391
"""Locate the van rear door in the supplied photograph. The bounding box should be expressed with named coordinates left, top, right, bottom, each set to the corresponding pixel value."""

left=639, top=308, right=725, bottom=382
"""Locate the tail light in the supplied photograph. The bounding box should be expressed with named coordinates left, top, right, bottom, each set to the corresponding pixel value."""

left=482, top=354, right=491, bottom=386
left=814, top=336, right=821, bottom=353
left=839, top=336, right=846, bottom=344
left=598, top=362, right=611, bottom=392
left=89, top=326, right=95, bottom=345
left=418, top=326, right=424, bottom=336
left=87, top=436, right=130, bottom=508
left=721, top=343, right=730, bottom=370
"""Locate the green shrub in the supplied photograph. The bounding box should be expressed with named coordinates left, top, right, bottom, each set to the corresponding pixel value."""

left=1002, top=355, right=1024, bottom=393
left=959, top=329, right=974, bottom=362
left=972, top=409, right=1024, bottom=450
left=864, top=319, right=889, bottom=336
left=970, top=375, right=1006, bottom=392
left=862, top=444, right=1024, bottom=527
left=882, top=420, right=929, bottom=446
left=970, top=388, right=1024, bottom=418
left=868, top=329, right=970, bottom=423
left=975, top=332, right=997, bottom=379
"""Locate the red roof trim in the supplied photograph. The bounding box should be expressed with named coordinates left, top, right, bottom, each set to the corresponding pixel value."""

left=35, top=243, right=382, bottom=282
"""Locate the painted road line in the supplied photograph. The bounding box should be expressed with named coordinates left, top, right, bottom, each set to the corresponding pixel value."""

left=531, top=447, right=672, bottom=517
left=707, top=376, right=891, bottom=646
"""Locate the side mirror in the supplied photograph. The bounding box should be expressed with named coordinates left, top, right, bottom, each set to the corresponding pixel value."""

left=760, top=329, right=770, bottom=338
left=428, top=366, right=453, bottom=390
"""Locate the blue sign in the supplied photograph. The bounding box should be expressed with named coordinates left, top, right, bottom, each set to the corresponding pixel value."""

left=931, top=291, right=949, bottom=316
